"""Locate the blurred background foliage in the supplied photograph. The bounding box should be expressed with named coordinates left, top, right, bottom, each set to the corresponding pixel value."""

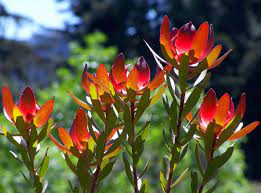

left=0, top=0, right=260, bottom=192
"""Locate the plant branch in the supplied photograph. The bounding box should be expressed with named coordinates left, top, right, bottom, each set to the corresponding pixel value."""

left=131, top=102, right=139, bottom=193
left=165, top=92, right=185, bottom=193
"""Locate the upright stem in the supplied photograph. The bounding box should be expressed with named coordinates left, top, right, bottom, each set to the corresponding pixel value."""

left=198, top=136, right=216, bottom=193
left=131, top=102, right=139, bottom=193
left=166, top=92, right=185, bottom=193
left=91, top=165, right=101, bottom=193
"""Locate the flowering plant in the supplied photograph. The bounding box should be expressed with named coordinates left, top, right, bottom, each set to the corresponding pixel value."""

left=1, top=15, right=259, bottom=193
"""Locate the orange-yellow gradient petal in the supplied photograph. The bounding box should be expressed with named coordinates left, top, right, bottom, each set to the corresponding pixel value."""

left=228, top=121, right=260, bottom=140
left=2, top=86, right=15, bottom=120
left=34, top=100, right=54, bottom=128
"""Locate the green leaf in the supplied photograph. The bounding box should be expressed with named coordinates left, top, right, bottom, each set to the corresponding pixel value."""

left=9, top=151, right=23, bottom=163
left=191, top=171, right=198, bottom=193
left=91, top=99, right=106, bottom=122
left=162, top=95, right=170, bottom=114
left=98, top=160, right=116, bottom=182
left=160, top=170, right=167, bottom=193
left=205, top=181, right=219, bottom=193
left=15, top=116, right=28, bottom=139
left=123, top=104, right=134, bottom=142
left=170, top=145, right=180, bottom=166
left=122, top=152, right=134, bottom=185
left=171, top=168, right=190, bottom=188
left=169, top=100, right=178, bottom=135
left=105, top=107, right=117, bottom=136
left=182, top=73, right=210, bottom=116
left=179, top=143, right=188, bottom=161
left=133, top=136, right=144, bottom=164
left=139, top=158, right=150, bottom=179
left=204, top=123, right=215, bottom=161
left=77, top=158, right=91, bottom=192
left=134, top=89, right=150, bottom=124
left=64, top=153, right=77, bottom=174
left=140, top=179, right=149, bottom=193
left=162, top=155, right=170, bottom=177
left=215, top=115, right=242, bottom=148
left=162, top=127, right=171, bottom=152
left=95, top=132, right=106, bottom=162
left=195, top=145, right=204, bottom=176
left=190, top=59, right=208, bottom=79
left=203, top=147, right=234, bottom=184
left=180, top=124, right=197, bottom=146
left=179, top=54, right=189, bottom=93
left=166, top=73, right=176, bottom=100
left=38, top=119, right=53, bottom=142
left=39, top=155, right=49, bottom=179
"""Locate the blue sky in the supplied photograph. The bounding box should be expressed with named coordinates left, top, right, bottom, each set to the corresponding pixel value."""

left=1, top=0, right=78, bottom=40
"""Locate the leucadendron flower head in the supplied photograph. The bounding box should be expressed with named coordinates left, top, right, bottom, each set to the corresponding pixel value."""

left=49, top=108, right=121, bottom=159
left=2, top=86, right=54, bottom=129
left=195, top=89, right=260, bottom=149
left=69, top=53, right=167, bottom=110
left=160, top=15, right=232, bottom=71
left=109, top=53, right=166, bottom=95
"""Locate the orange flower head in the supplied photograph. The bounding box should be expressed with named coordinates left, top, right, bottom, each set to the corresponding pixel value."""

left=160, top=15, right=232, bottom=69
left=49, top=108, right=121, bottom=158
left=109, top=53, right=166, bottom=95
left=198, top=89, right=260, bottom=141
left=2, top=86, right=54, bottom=128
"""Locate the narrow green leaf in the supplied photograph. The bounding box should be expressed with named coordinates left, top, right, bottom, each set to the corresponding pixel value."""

left=133, top=136, right=144, bottom=164
left=123, top=104, right=133, bottom=142
left=203, top=147, right=234, bottom=184
left=195, top=145, right=204, bottom=176
left=169, top=100, right=178, bottom=135
left=105, top=107, right=117, bottom=136
left=134, top=89, right=150, bottom=124
left=98, top=160, right=116, bottom=182
left=204, top=123, right=215, bottom=161
left=206, top=181, right=219, bottom=193
left=191, top=171, right=198, bottom=193
left=140, top=179, right=149, bottom=193
left=95, top=132, right=106, bottom=162
left=122, top=152, right=134, bottom=185
left=171, top=168, right=190, bottom=188
left=180, top=124, right=197, bottom=146
left=139, top=159, right=150, bottom=179
left=160, top=170, right=167, bottom=193
left=170, top=145, right=180, bottom=166
left=182, top=73, right=210, bottom=116
left=179, top=54, right=189, bottom=93
left=64, top=153, right=77, bottom=174
left=39, top=155, right=49, bottom=179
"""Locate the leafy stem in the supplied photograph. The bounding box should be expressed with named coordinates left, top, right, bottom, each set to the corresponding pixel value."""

left=166, top=92, right=185, bottom=193
left=131, top=101, right=140, bottom=193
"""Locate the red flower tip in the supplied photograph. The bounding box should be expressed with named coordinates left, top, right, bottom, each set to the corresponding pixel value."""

left=135, top=56, right=150, bottom=90
left=175, top=22, right=196, bottom=54
left=19, top=87, right=37, bottom=123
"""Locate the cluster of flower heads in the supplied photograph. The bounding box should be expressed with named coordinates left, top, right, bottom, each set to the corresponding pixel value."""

left=1, top=15, right=259, bottom=163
